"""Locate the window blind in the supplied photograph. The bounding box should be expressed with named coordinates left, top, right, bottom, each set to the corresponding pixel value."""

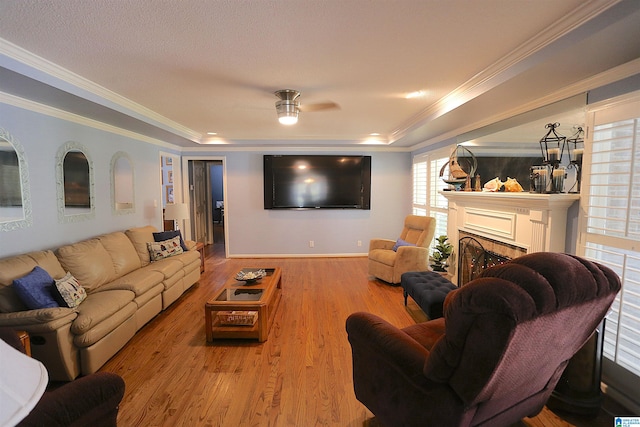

left=580, top=93, right=640, bottom=410
left=412, top=154, right=449, bottom=253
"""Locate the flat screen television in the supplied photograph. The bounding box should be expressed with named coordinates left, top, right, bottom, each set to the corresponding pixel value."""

left=264, top=155, right=371, bottom=210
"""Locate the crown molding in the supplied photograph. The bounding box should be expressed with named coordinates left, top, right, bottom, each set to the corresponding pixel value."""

left=0, top=91, right=177, bottom=149
left=0, top=38, right=202, bottom=143
left=408, top=57, right=640, bottom=153
left=391, top=0, right=623, bottom=144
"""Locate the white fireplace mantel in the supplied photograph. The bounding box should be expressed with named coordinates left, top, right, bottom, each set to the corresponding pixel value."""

left=441, top=191, right=579, bottom=284
left=442, top=191, right=579, bottom=254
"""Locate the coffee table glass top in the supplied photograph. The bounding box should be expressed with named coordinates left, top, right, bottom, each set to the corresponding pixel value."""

left=216, top=288, right=264, bottom=302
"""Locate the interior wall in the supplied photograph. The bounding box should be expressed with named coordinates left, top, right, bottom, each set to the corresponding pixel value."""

left=0, top=100, right=414, bottom=258
left=181, top=150, right=412, bottom=257
left=0, top=101, right=167, bottom=258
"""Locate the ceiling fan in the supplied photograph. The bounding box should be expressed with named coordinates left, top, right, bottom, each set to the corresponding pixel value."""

left=274, top=89, right=339, bottom=125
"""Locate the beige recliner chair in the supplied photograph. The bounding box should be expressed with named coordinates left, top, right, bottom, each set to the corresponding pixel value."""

left=368, top=215, right=436, bottom=284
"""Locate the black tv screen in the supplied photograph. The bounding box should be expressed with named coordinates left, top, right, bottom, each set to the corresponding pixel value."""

left=264, top=155, right=371, bottom=209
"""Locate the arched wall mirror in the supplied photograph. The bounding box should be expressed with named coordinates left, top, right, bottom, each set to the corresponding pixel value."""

left=56, top=141, right=95, bottom=223
left=0, top=127, right=32, bottom=231
left=111, top=151, right=135, bottom=214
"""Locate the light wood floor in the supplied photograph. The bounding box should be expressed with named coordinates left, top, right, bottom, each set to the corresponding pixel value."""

left=100, top=244, right=623, bottom=426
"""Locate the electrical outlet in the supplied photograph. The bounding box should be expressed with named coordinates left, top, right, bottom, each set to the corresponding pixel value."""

left=309, top=240, right=314, bottom=248
left=357, top=240, right=362, bottom=247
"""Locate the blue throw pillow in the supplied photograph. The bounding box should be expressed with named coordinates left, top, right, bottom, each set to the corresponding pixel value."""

left=153, top=230, right=188, bottom=252
left=12, top=266, right=60, bottom=310
left=392, top=238, right=415, bottom=252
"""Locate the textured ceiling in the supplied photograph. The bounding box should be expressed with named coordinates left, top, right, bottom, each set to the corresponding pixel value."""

left=0, top=0, right=639, bottom=149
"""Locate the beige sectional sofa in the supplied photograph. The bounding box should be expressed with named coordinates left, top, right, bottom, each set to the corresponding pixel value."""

left=0, top=225, right=201, bottom=381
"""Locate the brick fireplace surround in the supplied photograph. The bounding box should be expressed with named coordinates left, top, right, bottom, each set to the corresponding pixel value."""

left=442, top=191, right=580, bottom=285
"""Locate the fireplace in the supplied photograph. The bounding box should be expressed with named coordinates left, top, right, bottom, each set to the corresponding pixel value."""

left=457, top=233, right=526, bottom=286
left=442, top=192, right=579, bottom=285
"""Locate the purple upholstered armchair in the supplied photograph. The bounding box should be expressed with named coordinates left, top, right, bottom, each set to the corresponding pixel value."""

left=346, top=252, right=621, bottom=427
left=0, top=328, right=125, bottom=427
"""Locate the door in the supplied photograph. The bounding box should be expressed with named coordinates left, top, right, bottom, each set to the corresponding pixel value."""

left=189, top=160, right=210, bottom=244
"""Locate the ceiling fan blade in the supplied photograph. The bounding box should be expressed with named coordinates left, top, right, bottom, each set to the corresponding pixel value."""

left=299, top=102, right=340, bottom=112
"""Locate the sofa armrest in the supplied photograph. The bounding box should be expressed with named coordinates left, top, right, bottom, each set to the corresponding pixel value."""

left=369, top=238, right=396, bottom=252
left=17, top=372, right=125, bottom=427
left=184, top=239, right=197, bottom=251
left=346, top=312, right=430, bottom=385
left=0, top=308, right=77, bottom=332
left=395, top=245, right=429, bottom=269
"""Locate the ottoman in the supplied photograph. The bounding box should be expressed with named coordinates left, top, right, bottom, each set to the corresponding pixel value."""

left=400, top=271, right=457, bottom=319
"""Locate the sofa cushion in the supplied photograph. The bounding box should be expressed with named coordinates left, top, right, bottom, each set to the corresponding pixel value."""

left=99, top=268, right=164, bottom=296
left=153, top=230, right=188, bottom=252
left=125, top=225, right=158, bottom=267
left=97, top=232, right=141, bottom=277
left=169, top=250, right=201, bottom=268
left=12, top=266, right=59, bottom=310
left=0, top=250, right=66, bottom=287
left=0, top=250, right=67, bottom=313
left=147, top=236, right=183, bottom=261
left=72, top=293, right=137, bottom=348
left=52, top=272, right=87, bottom=308
left=71, top=289, right=135, bottom=336
left=56, top=239, right=117, bottom=293
left=144, top=258, right=183, bottom=280
left=26, top=251, right=67, bottom=279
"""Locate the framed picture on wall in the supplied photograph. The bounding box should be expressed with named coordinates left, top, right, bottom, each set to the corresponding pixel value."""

left=166, top=185, right=174, bottom=203
left=168, top=170, right=173, bottom=183
left=165, top=157, right=172, bottom=166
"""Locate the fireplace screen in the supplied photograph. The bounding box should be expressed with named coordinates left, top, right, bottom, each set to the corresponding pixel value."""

left=457, top=236, right=511, bottom=286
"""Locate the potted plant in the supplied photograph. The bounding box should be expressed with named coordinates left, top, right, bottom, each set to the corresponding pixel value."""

left=431, top=235, right=453, bottom=272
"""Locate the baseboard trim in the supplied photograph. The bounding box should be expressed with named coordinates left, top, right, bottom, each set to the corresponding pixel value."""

left=228, top=253, right=368, bottom=259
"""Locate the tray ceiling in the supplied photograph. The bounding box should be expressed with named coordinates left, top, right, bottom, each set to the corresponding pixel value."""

left=0, top=0, right=639, bottom=149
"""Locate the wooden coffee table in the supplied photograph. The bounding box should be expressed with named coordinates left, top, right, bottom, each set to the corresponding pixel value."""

left=205, top=267, right=282, bottom=342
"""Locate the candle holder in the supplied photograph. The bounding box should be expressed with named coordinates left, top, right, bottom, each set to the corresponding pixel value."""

left=530, top=165, right=549, bottom=193
left=566, top=126, right=584, bottom=193
left=538, top=123, right=567, bottom=193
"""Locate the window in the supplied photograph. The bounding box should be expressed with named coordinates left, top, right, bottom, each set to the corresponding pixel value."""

left=580, top=92, right=640, bottom=410
left=413, top=151, right=449, bottom=251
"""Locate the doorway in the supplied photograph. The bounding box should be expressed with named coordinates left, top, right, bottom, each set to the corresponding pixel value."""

left=186, top=158, right=226, bottom=258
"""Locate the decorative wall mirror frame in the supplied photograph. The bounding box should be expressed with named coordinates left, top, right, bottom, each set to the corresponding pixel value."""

left=56, top=141, right=95, bottom=223
left=0, top=127, right=32, bottom=231
left=110, top=151, right=135, bottom=215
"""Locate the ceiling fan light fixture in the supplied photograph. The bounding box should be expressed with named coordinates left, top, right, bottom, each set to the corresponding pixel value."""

left=275, top=89, right=301, bottom=125
left=276, top=100, right=299, bottom=125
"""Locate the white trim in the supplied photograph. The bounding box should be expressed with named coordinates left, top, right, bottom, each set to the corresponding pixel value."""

left=0, top=91, right=178, bottom=149
left=185, top=144, right=410, bottom=153
left=228, top=253, right=367, bottom=259
left=409, top=58, right=640, bottom=152
left=390, top=0, right=625, bottom=144
left=181, top=155, right=228, bottom=258
left=577, top=89, right=640, bottom=255
left=0, top=37, right=201, bottom=142
left=586, top=89, right=640, bottom=115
